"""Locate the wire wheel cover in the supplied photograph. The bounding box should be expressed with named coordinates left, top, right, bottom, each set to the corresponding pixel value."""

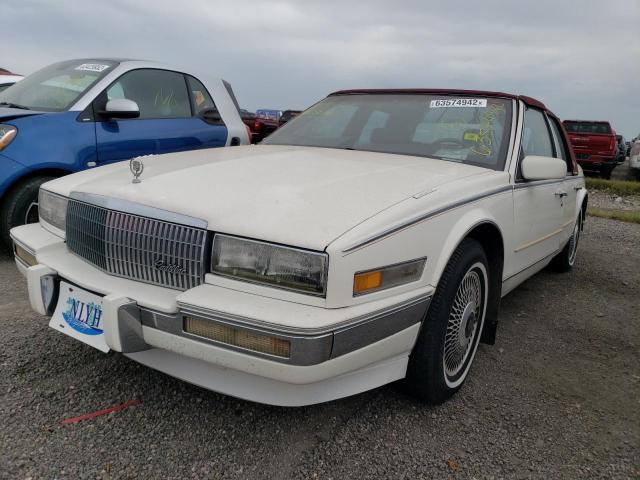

left=568, top=218, right=580, bottom=265
left=444, top=268, right=483, bottom=378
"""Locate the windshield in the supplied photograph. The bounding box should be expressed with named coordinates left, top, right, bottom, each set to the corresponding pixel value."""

left=0, top=60, right=117, bottom=111
left=264, top=94, right=513, bottom=170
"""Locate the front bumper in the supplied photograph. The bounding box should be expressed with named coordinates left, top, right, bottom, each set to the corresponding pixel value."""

left=11, top=223, right=432, bottom=406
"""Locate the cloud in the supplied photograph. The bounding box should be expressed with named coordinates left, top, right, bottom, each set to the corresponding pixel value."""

left=3, top=0, right=639, bottom=136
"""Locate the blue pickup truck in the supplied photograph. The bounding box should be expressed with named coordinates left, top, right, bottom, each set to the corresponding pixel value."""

left=0, top=58, right=249, bottom=246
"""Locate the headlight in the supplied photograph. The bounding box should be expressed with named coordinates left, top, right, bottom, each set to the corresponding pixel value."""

left=0, top=124, right=17, bottom=151
left=211, top=234, right=328, bottom=296
left=353, top=258, right=426, bottom=296
left=38, top=189, right=68, bottom=232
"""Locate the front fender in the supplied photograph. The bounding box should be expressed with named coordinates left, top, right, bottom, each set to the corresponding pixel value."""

left=431, top=209, right=503, bottom=287
left=0, top=153, right=27, bottom=198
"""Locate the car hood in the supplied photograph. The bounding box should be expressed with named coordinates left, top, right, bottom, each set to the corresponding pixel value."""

left=0, top=107, right=47, bottom=122
left=49, top=145, right=491, bottom=250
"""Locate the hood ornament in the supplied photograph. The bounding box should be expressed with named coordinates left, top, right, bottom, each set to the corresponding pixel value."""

left=130, top=157, right=144, bottom=184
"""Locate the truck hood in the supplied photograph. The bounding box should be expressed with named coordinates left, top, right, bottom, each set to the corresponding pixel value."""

left=49, top=145, right=491, bottom=250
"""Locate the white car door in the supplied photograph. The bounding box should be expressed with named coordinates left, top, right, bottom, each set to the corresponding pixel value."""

left=509, top=107, right=564, bottom=277
left=547, top=114, right=579, bottom=242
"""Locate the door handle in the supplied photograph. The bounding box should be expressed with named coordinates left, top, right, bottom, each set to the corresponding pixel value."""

left=555, top=191, right=568, bottom=198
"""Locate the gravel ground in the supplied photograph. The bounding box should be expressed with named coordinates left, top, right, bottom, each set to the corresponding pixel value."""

left=588, top=190, right=640, bottom=212
left=1, top=216, right=639, bottom=479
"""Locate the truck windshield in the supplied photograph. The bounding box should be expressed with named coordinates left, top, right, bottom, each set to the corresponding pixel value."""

left=564, top=121, right=612, bottom=134
left=264, top=94, right=513, bottom=170
left=0, top=60, right=117, bottom=112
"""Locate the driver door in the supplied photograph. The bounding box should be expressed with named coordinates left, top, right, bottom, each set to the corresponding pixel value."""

left=510, top=107, right=564, bottom=277
left=93, top=69, right=226, bottom=165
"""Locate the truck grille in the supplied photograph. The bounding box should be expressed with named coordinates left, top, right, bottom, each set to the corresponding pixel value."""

left=66, top=200, right=207, bottom=290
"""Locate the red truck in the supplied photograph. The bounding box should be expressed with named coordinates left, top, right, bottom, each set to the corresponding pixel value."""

left=562, top=120, right=618, bottom=179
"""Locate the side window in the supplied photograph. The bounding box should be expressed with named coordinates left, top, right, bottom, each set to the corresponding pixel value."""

left=187, top=76, right=217, bottom=115
left=521, top=108, right=554, bottom=158
left=105, top=69, right=191, bottom=119
left=548, top=116, right=572, bottom=172
left=107, top=83, right=125, bottom=100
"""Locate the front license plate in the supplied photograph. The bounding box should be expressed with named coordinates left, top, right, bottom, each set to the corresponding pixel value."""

left=49, top=281, right=109, bottom=353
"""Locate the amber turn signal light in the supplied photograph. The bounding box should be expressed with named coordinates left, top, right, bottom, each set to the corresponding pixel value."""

left=353, top=270, right=382, bottom=294
left=353, top=258, right=427, bottom=296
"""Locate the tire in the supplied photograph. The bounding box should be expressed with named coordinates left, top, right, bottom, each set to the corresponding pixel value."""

left=0, top=176, right=55, bottom=249
left=406, top=238, right=489, bottom=404
left=600, top=166, right=613, bottom=180
left=551, top=212, right=582, bottom=273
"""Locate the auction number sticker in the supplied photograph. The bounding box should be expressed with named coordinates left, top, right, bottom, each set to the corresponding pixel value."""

left=430, top=98, right=487, bottom=108
left=75, top=63, right=111, bottom=72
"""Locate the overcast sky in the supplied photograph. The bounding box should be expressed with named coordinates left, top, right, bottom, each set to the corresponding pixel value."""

left=4, top=0, right=640, bottom=137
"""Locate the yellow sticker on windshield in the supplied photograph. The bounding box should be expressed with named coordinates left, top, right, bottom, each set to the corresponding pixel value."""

left=464, top=132, right=479, bottom=142
left=470, top=104, right=505, bottom=157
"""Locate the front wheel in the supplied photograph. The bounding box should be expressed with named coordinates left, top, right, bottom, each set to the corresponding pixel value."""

left=0, top=176, right=55, bottom=249
left=406, top=238, right=488, bottom=404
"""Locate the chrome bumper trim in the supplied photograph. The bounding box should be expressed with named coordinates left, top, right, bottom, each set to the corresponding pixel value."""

left=177, top=294, right=430, bottom=336
left=143, top=295, right=431, bottom=366
left=37, top=271, right=430, bottom=366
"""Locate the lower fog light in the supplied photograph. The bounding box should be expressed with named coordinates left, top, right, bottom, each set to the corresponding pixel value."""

left=183, top=316, right=291, bottom=358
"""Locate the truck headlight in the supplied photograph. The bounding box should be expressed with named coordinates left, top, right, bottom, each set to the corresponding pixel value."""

left=0, top=124, right=17, bottom=151
left=38, top=189, right=68, bottom=233
left=211, top=234, right=328, bottom=296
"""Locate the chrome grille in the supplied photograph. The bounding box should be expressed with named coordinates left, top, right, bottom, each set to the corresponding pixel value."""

left=66, top=200, right=207, bottom=290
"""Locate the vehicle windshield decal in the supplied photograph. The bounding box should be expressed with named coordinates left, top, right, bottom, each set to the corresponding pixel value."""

left=75, top=63, right=111, bottom=72
left=470, top=103, right=505, bottom=156
left=430, top=98, right=487, bottom=108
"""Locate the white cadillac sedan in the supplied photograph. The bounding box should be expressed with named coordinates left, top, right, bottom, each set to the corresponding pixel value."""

left=10, top=89, right=587, bottom=406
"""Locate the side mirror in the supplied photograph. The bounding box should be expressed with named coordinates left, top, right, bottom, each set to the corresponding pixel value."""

left=521, top=155, right=567, bottom=181
left=99, top=99, right=140, bottom=119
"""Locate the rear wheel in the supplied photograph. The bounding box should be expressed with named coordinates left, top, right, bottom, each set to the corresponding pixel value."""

left=551, top=213, right=582, bottom=272
left=0, top=176, right=55, bottom=249
left=406, top=238, right=488, bottom=404
left=600, top=166, right=613, bottom=179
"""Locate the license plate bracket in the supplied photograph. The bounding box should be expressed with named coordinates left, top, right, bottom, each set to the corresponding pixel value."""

left=49, top=281, right=109, bottom=352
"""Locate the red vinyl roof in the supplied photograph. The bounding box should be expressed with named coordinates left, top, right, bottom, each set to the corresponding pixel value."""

left=329, top=88, right=547, bottom=110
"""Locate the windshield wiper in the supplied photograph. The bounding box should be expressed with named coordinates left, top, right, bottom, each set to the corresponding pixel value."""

left=0, top=102, right=30, bottom=110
